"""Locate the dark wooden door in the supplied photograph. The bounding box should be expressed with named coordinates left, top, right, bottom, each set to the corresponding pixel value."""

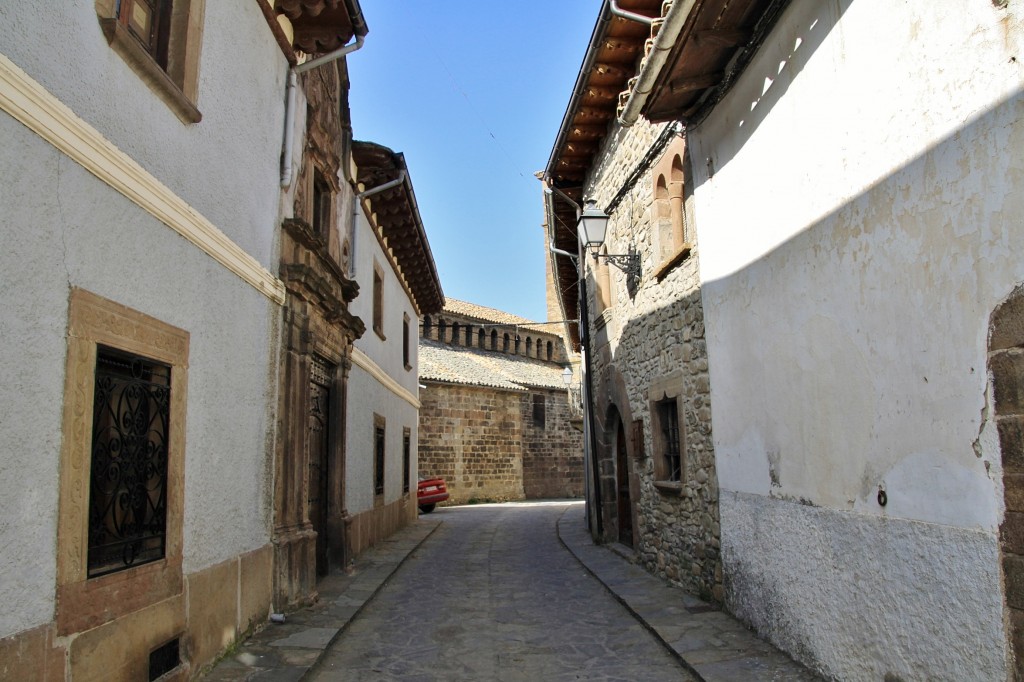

left=616, top=420, right=633, bottom=547
left=308, top=356, right=332, bottom=577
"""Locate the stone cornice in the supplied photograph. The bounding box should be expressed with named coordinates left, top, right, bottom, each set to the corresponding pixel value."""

left=350, top=347, right=420, bottom=409
left=0, top=52, right=286, bottom=305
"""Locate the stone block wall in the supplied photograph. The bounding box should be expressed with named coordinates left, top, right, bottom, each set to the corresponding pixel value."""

left=583, top=117, right=722, bottom=602
left=419, top=384, right=583, bottom=504
left=521, top=388, right=585, bottom=499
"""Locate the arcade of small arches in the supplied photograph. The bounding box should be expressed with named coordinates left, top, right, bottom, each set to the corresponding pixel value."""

left=421, top=316, right=562, bottom=363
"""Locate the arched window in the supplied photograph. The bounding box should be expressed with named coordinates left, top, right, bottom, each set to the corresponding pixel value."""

left=438, top=319, right=447, bottom=343
left=423, top=316, right=432, bottom=340
left=514, top=335, right=521, bottom=354
left=503, top=333, right=510, bottom=352
left=547, top=341, right=553, bottom=361
left=670, top=153, right=686, bottom=248
left=526, top=337, right=533, bottom=357
left=478, top=329, right=485, bottom=348
left=491, top=329, right=498, bottom=350
left=451, top=322, right=460, bottom=345
left=465, top=325, right=473, bottom=346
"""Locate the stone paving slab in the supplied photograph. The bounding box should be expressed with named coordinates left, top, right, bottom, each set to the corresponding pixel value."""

left=201, top=516, right=442, bottom=681
left=556, top=505, right=822, bottom=682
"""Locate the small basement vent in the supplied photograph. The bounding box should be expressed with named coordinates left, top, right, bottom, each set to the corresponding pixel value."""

left=149, top=637, right=180, bottom=681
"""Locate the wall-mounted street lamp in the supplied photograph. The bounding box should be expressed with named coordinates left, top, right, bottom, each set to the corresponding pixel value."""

left=562, top=365, right=573, bottom=386
left=577, top=199, right=640, bottom=279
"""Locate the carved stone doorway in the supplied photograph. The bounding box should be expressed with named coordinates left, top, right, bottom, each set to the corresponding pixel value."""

left=309, top=355, right=333, bottom=577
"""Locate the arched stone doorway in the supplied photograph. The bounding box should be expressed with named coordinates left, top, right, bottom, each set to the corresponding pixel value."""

left=991, top=284, right=1024, bottom=678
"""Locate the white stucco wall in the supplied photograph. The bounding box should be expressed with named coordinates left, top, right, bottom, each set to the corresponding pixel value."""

left=0, top=1, right=287, bottom=639
left=689, top=0, right=1024, bottom=677
left=345, top=210, right=422, bottom=514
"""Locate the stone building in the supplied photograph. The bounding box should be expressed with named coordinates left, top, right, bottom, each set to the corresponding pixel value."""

left=418, top=300, right=583, bottom=504
left=545, top=0, right=1024, bottom=679
left=0, top=1, right=441, bottom=679
left=543, top=0, right=719, bottom=601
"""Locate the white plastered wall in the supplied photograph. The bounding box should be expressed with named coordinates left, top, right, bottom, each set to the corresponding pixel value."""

left=0, top=2, right=287, bottom=638
left=345, top=206, right=421, bottom=514
left=688, top=0, right=1024, bottom=678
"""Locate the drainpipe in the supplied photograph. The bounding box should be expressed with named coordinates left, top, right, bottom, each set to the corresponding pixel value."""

left=609, top=0, right=653, bottom=25
left=349, top=171, right=406, bottom=276
left=617, top=0, right=695, bottom=127
left=281, top=35, right=366, bottom=188
left=542, top=180, right=604, bottom=538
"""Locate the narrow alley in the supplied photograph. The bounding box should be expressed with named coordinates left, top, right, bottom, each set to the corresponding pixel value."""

left=309, top=503, right=690, bottom=681
left=207, top=502, right=818, bottom=681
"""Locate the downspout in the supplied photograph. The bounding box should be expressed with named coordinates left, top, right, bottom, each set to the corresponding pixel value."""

left=349, top=171, right=406, bottom=277
left=281, top=35, right=366, bottom=188
left=617, top=0, right=695, bottom=127
left=542, top=179, right=604, bottom=538
left=609, top=0, right=653, bottom=25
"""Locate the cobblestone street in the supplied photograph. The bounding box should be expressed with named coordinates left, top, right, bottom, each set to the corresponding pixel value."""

left=308, top=502, right=693, bottom=681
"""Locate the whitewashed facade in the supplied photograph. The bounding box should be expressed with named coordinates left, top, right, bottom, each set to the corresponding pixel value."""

left=693, top=1, right=1024, bottom=678
left=0, top=1, right=368, bottom=678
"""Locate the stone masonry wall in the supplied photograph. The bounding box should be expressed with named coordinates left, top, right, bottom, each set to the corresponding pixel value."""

left=521, top=388, right=585, bottom=499
left=419, top=384, right=583, bottom=504
left=583, top=118, right=722, bottom=602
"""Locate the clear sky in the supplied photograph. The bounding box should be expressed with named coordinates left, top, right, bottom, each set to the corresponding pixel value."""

left=347, top=1, right=597, bottom=323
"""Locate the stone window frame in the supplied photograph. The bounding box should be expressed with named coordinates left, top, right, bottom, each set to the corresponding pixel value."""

left=95, top=0, right=205, bottom=124
left=56, top=288, right=189, bottom=635
left=651, top=136, right=692, bottom=281
left=648, top=371, right=686, bottom=495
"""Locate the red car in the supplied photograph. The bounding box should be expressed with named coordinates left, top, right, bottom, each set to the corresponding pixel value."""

left=417, top=477, right=449, bottom=513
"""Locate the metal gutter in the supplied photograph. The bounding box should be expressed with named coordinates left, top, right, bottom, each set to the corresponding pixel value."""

left=617, top=0, right=697, bottom=127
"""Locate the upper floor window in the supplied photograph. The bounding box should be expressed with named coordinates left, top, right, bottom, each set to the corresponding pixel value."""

left=403, top=315, right=411, bottom=370
left=423, top=316, right=433, bottom=340
left=372, top=263, right=385, bottom=339
left=120, top=0, right=172, bottom=67
left=312, top=169, right=332, bottom=241
left=652, top=136, right=692, bottom=279
left=96, top=0, right=205, bottom=123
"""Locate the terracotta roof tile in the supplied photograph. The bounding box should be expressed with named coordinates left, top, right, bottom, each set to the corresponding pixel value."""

left=419, top=340, right=568, bottom=391
left=442, top=299, right=535, bottom=326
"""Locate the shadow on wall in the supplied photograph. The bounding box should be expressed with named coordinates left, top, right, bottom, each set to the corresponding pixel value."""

left=692, top=86, right=1023, bottom=679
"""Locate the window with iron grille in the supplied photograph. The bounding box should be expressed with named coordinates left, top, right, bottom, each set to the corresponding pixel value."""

left=374, top=415, right=385, bottom=496
left=88, top=346, right=171, bottom=578
left=657, top=399, right=682, bottom=482
left=402, top=428, right=411, bottom=494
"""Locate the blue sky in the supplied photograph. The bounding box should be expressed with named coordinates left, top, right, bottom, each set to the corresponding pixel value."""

left=347, top=2, right=597, bottom=323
